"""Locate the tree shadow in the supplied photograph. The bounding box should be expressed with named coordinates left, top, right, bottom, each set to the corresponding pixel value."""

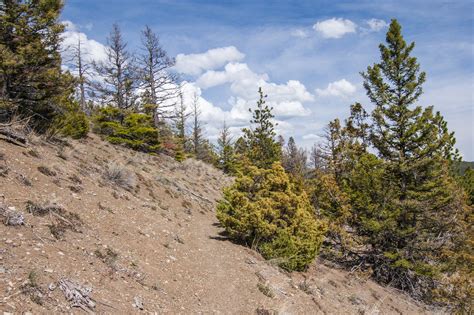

left=208, top=229, right=229, bottom=241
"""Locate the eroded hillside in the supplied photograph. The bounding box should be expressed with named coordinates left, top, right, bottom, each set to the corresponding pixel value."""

left=0, top=134, right=436, bottom=314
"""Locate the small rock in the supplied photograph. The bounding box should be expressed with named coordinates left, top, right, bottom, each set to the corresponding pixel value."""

left=245, top=258, right=257, bottom=265
left=44, top=268, right=53, bottom=273
left=133, top=296, right=144, bottom=310
left=48, top=282, right=56, bottom=291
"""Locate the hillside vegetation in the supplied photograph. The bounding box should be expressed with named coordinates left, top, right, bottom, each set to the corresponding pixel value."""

left=0, top=134, right=435, bottom=313
left=0, top=1, right=472, bottom=313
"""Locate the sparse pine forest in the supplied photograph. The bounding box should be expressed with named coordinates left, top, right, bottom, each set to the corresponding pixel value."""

left=0, top=1, right=472, bottom=313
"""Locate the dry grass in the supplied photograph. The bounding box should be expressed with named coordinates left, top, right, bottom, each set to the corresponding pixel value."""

left=17, top=173, right=32, bottom=186
left=298, top=279, right=313, bottom=295
left=257, top=282, right=275, bottom=298
left=21, top=270, right=44, bottom=305
left=95, top=248, right=119, bottom=268
left=37, top=165, right=56, bottom=177
left=103, top=162, right=136, bottom=191
left=27, top=149, right=40, bottom=158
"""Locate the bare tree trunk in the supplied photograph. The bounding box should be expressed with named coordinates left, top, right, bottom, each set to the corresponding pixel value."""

left=138, top=25, right=178, bottom=122
left=93, top=23, right=136, bottom=110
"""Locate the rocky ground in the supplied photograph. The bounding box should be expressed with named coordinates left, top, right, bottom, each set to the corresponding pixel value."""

left=0, top=134, right=440, bottom=314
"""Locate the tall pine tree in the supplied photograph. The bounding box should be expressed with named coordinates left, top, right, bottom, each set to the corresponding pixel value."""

left=358, top=19, right=469, bottom=300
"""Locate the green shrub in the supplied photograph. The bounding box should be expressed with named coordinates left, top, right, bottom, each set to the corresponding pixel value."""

left=46, top=85, right=89, bottom=139
left=174, top=148, right=185, bottom=162
left=93, top=107, right=160, bottom=153
left=56, top=109, right=89, bottom=139
left=217, top=162, right=327, bottom=271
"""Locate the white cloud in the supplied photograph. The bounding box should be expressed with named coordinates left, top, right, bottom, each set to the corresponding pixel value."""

left=313, top=18, right=357, bottom=39
left=272, top=101, right=311, bottom=118
left=61, top=20, right=107, bottom=63
left=291, top=29, right=309, bottom=38
left=274, top=120, right=294, bottom=136
left=196, top=62, right=313, bottom=102
left=179, top=82, right=227, bottom=123
left=196, top=62, right=267, bottom=89
left=366, top=19, right=388, bottom=32
left=260, top=80, right=314, bottom=103
left=316, top=79, right=356, bottom=98
left=193, top=56, right=314, bottom=120
left=174, top=46, right=245, bottom=76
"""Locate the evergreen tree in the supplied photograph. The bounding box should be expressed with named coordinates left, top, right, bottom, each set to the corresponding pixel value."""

left=196, top=139, right=218, bottom=165
left=320, top=119, right=345, bottom=182
left=460, top=168, right=474, bottom=205
left=358, top=19, right=468, bottom=299
left=93, top=106, right=159, bottom=153
left=242, top=87, right=281, bottom=169
left=0, top=0, right=74, bottom=129
left=309, top=144, right=325, bottom=171
left=216, top=120, right=236, bottom=174
left=344, top=103, right=370, bottom=153
left=234, top=136, right=247, bottom=155
left=282, top=136, right=307, bottom=179
left=172, top=92, right=189, bottom=161
left=217, top=162, right=327, bottom=271
left=190, top=93, right=205, bottom=158
left=306, top=170, right=352, bottom=259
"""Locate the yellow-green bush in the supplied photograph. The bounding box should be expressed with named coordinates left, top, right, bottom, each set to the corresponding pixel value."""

left=93, top=107, right=160, bottom=153
left=57, top=111, right=89, bottom=139
left=217, top=162, right=327, bottom=271
left=51, top=94, right=89, bottom=139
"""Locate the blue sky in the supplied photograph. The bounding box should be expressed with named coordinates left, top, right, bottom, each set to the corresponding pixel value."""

left=61, top=0, right=474, bottom=160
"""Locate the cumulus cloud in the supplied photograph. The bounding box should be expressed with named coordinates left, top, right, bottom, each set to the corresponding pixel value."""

left=174, top=46, right=245, bottom=76
left=196, top=62, right=268, bottom=89
left=313, top=18, right=357, bottom=39
left=366, top=18, right=388, bottom=32
left=197, top=62, right=313, bottom=101
left=61, top=20, right=107, bottom=63
left=316, top=79, right=356, bottom=98
left=195, top=62, right=313, bottom=119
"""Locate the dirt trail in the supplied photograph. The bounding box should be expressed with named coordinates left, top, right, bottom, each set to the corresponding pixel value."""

left=0, top=134, right=438, bottom=314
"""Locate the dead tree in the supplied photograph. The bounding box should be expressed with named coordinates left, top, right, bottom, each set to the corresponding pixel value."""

left=68, top=37, right=92, bottom=113
left=93, top=23, right=137, bottom=109
left=191, top=92, right=204, bottom=157
left=138, top=25, right=178, bottom=123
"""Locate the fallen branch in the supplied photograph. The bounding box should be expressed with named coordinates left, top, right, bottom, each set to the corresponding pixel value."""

left=58, top=278, right=96, bottom=312
left=50, top=210, right=75, bottom=227
left=0, top=126, right=28, bottom=147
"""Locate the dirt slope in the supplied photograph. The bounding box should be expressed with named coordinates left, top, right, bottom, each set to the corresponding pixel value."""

left=0, top=134, right=439, bottom=314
